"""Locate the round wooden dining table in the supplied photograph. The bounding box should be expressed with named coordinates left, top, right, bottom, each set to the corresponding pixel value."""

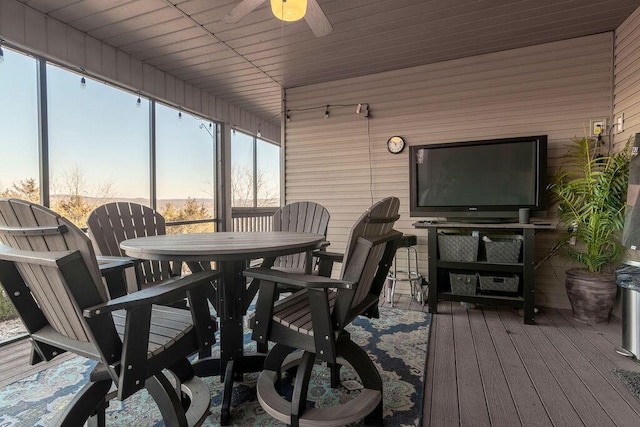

left=120, top=231, right=325, bottom=425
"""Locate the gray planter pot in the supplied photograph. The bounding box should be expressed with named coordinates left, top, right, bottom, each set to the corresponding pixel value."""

left=565, top=268, right=617, bottom=324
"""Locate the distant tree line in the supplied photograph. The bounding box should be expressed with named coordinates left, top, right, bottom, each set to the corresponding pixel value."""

left=0, top=177, right=211, bottom=230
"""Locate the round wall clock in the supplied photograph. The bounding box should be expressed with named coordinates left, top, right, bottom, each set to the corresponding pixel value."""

left=387, top=136, right=406, bottom=154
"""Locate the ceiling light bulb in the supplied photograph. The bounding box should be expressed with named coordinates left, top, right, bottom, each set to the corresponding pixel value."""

left=271, top=0, right=307, bottom=22
left=80, top=76, right=86, bottom=89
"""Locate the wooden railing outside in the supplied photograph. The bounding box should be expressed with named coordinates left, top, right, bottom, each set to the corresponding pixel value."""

left=232, top=207, right=277, bottom=232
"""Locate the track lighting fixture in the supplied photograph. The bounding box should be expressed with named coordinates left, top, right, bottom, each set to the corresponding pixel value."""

left=178, top=111, right=182, bottom=120
left=80, top=76, right=86, bottom=89
left=324, top=105, right=330, bottom=119
left=356, top=103, right=362, bottom=114
left=136, top=96, right=142, bottom=108
left=0, top=46, right=4, bottom=64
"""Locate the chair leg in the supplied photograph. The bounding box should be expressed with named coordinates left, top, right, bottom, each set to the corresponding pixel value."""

left=364, top=400, right=384, bottom=427
left=339, top=339, right=381, bottom=391
left=257, top=342, right=268, bottom=353
left=146, top=373, right=189, bottom=427
left=58, top=380, right=112, bottom=427
left=339, top=339, right=383, bottom=426
left=291, top=351, right=315, bottom=427
left=329, top=362, right=341, bottom=388
left=165, top=359, right=212, bottom=426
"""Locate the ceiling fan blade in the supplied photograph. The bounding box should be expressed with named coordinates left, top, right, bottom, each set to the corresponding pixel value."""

left=305, top=0, right=333, bottom=37
left=223, top=0, right=267, bottom=24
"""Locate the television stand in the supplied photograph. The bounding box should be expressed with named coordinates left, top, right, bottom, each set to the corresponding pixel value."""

left=413, top=221, right=555, bottom=324
left=445, top=217, right=520, bottom=224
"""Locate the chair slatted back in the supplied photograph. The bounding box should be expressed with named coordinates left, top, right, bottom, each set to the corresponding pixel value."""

left=337, top=197, right=400, bottom=309
left=0, top=199, right=108, bottom=343
left=87, top=202, right=173, bottom=284
left=272, top=201, right=330, bottom=269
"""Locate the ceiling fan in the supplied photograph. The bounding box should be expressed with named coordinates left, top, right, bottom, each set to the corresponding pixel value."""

left=223, top=0, right=333, bottom=37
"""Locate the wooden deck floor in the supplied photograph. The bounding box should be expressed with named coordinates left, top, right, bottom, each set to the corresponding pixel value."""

left=2, top=295, right=640, bottom=427
left=420, top=299, right=640, bottom=427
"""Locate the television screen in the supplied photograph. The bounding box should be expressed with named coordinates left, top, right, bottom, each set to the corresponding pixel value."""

left=409, top=135, right=547, bottom=220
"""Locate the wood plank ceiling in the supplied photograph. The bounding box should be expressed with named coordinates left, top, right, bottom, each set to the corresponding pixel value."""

left=16, top=0, right=640, bottom=125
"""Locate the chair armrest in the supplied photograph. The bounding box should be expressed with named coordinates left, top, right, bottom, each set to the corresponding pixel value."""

left=314, top=250, right=343, bottom=263
left=244, top=267, right=353, bottom=290
left=96, top=256, right=138, bottom=274
left=83, top=269, right=221, bottom=317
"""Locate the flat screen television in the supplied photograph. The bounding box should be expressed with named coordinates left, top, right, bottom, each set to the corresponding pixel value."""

left=409, top=135, right=547, bottom=221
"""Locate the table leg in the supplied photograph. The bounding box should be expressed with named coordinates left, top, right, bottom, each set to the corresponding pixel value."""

left=220, top=360, right=234, bottom=426
left=192, top=259, right=266, bottom=424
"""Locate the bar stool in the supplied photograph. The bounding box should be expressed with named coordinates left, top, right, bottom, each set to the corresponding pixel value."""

left=387, top=234, right=425, bottom=306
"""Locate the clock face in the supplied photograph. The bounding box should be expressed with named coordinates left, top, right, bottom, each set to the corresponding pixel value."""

left=387, top=136, right=406, bottom=154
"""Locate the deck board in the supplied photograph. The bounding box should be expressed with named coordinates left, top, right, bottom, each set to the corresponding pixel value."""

left=451, top=303, right=491, bottom=427
left=424, top=300, right=640, bottom=426
left=536, top=310, right=640, bottom=426
left=483, top=309, right=551, bottom=426
left=500, top=308, right=600, bottom=426
left=428, top=301, right=460, bottom=425
left=467, top=307, right=521, bottom=427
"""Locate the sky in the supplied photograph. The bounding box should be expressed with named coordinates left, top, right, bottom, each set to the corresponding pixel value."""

left=0, top=46, right=279, bottom=200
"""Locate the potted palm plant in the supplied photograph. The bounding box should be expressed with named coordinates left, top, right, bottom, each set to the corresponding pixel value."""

left=549, top=134, right=631, bottom=324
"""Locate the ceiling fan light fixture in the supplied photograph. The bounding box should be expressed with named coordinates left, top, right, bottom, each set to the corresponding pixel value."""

left=271, top=0, right=307, bottom=22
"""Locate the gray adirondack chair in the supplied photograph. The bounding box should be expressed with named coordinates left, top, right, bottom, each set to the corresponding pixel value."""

left=87, top=202, right=181, bottom=293
left=272, top=201, right=330, bottom=271
left=244, top=197, right=401, bottom=427
left=0, top=198, right=219, bottom=426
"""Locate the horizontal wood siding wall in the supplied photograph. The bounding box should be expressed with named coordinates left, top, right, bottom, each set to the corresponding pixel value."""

left=0, top=0, right=279, bottom=143
left=615, top=6, right=640, bottom=269
left=285, top=33, right=615, bottom=309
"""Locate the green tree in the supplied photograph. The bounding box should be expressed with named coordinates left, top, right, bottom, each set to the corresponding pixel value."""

left=0, top=178, right=40, bottom=202
left=161, top=197, right=213, bottom=234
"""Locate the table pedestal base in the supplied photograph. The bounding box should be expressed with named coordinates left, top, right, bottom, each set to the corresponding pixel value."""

left=192, top=352, right=267, bottom=425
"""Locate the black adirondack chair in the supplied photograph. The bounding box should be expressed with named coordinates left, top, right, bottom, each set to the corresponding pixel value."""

left=243, top=197, right=401, bottom=426
left=0, top=198, right=219, bottom=426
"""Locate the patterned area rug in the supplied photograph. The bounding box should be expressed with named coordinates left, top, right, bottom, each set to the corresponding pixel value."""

left=0, top=306, right=430, bottom=426
left=613, top=367, right=640, bottom=400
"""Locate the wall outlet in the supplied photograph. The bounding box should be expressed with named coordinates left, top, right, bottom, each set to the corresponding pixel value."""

left=617, top=113, right=624, bottom=132
left=590, top=119, right=606, bottom=137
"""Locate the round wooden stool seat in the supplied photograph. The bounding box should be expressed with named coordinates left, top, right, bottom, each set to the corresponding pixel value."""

left=256, top=343, right=383, bottom=427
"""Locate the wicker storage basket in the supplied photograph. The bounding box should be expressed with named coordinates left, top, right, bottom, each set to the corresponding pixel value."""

left=478, top=273, right=519, bottom=292
left=484, top=236, right=522, bottom=263
left=438, top=234, right=479, bottom=262
left=449, top=271, right=477, bottom=295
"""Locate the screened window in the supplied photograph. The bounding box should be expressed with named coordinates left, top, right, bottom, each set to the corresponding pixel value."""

left=231, top=130, right=255, bottom=207
left=0, top=47, right=40, bottom=203
left=256, top=138, right=280, bottom=207
left=156, top=104, right=217, bottom=233
left=46, top=64, right=150, bottom=228
left=231, top=131, right=280, bottom=208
